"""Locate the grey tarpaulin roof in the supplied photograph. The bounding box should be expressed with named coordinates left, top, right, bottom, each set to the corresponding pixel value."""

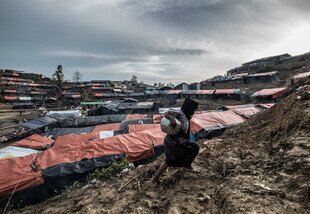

left=21, top=116, right=58, bottom=129
left=12, top=102, right=33, bottom=107
left=119, top=118, right=153, bottom=134
left=46, top=110, right=82, bottom=120
left=49, top=126, right=95, bottom=137
left=59, top=114, right=128, bottom=127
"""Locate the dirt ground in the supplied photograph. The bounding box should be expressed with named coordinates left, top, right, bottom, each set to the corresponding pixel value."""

left=0, top=111, right=39, bottom=137
left=11, top=85, right=310, bottom=214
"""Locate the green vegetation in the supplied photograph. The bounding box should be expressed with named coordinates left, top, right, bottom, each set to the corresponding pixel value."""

left=130, top=75, right=138, bottom=83
left=90, top=159, right=129, bottom=180
left=52, top=65, right=64, bottom=88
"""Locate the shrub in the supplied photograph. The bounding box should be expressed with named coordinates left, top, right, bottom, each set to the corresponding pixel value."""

left=90, top=158, right=129, bottom=180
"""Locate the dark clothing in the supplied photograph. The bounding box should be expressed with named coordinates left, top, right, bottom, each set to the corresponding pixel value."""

left=164, top=135, right=199, bottom=167
left=181, top=98, right=199, bottom=139
left=163, top=106, right=199, bottom=167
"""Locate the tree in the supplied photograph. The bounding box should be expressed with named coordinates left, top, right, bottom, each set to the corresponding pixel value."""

left=158, top=82, right=165, bottom=88
left=72, top=71, right=83, bottom=82
left=52, top=65, right=64, bottom=88
left=130, top=75, right=138, bottom=83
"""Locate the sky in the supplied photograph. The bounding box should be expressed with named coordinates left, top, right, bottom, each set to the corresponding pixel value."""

left=0, top=0, right=310, bottom=84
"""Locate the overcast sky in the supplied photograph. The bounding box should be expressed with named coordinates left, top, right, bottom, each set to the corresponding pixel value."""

left=0, top=0, right=309, bottom=84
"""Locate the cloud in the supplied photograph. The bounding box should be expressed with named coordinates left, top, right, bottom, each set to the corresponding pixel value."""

left=0, top=0, right=309, bottom=84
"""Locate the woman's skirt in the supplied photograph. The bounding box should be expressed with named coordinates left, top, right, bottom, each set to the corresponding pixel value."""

left=164, top=135, right=199, bottom=167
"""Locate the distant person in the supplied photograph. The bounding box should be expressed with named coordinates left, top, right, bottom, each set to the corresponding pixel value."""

left=152, top=98, right=199, bottom=183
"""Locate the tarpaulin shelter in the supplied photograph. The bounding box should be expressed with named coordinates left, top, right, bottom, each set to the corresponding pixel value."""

left=87, top=104, right=119, bottom=116
left=19, top=97, right=32, bottom=101
left=167, top=90, right=182, bottom=95
left=0, top=151, right=122, bottom=209
left=213, top=89, right=243, bottom=100
left=256, top=103, right=275, bottom=109
left=0, top=154, right=43, bottom=197
left=291, top=71, right=310, bottom=84
left=158, top=107, right=181, bottom=114
left=54, top=132, right=100, bottom=148
left=244, top=71, right=279, bottom=84
left=92, top=123, right=121, bottom=133
left=119, top=118, right=153, bottom=134
left=4, top=90, right=17, bottom=93
left=58, top=114, right=127, bottom=127
left=21, top=117, right=58, bottom=130
left=12, top=102, right=34, bottom=109
left=0, top=146, right=39, bottom=160
left=87, top=128, right=165, bottom=162
left=214, top=89, right=241, bottom=95
left=220, top=104, right=255, bottom=110
left=0, top=121, right=167, bottom=209
left=231, top=106, right=261, bottom=118
left=117, top=102, right=155, bottom=114
left=196, top=90, right=214, bottom=99
left=4, top=96, right=17, bottom=101
left=46, top=110, right=81, bottom=119
left=251, top=87, right=287, bottom=101
left=80, top=101, right=106, bottom=105
left=128, top=124, right=161, bottom=133
left=196, top=90, right=215, bottom=95
left=126, top=114, right=147, bottom=120
left=12, top=134, right=54, bottom=150
left=49, top=126, right=95, bottom=137
left=190, top=110, right=246, bottom=139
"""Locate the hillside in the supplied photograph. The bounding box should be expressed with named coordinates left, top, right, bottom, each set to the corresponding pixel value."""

left=13, top=85, right=310, bottom=213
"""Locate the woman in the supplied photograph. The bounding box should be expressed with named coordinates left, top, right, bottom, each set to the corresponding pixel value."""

left=152, top=98, right=199, bottom=183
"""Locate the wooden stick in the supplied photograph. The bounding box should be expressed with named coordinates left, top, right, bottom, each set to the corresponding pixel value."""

left=137, top=181, right=141, bottom=192
left=118, top=175, right=139, bottom=191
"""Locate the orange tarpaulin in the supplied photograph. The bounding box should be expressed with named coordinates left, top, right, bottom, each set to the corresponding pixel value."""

left=167, top=90, right=182, bottom=94
left=92, top=123, right=121, bottom=133
left=126, top=114, right=147, bottom=120
left=36, top=128, right=165, bottom=170
left=190, top=110, right=246, bottom=134
left=196, top=90, right=214, bottom=95
left=0, top=154, right=43, bottom=197
left=128, top=124, right=161, bottom=133
left=251, top=88, right=287, bottom=99
left=231, top=107, right=261, bottom=118
left=4, top=96, right=17, bottom=101
left=54, top=132, right=100, bottom=148
left=12, top=134, right=55, bottom=150
left=292, top=71, right=310, bottom=84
